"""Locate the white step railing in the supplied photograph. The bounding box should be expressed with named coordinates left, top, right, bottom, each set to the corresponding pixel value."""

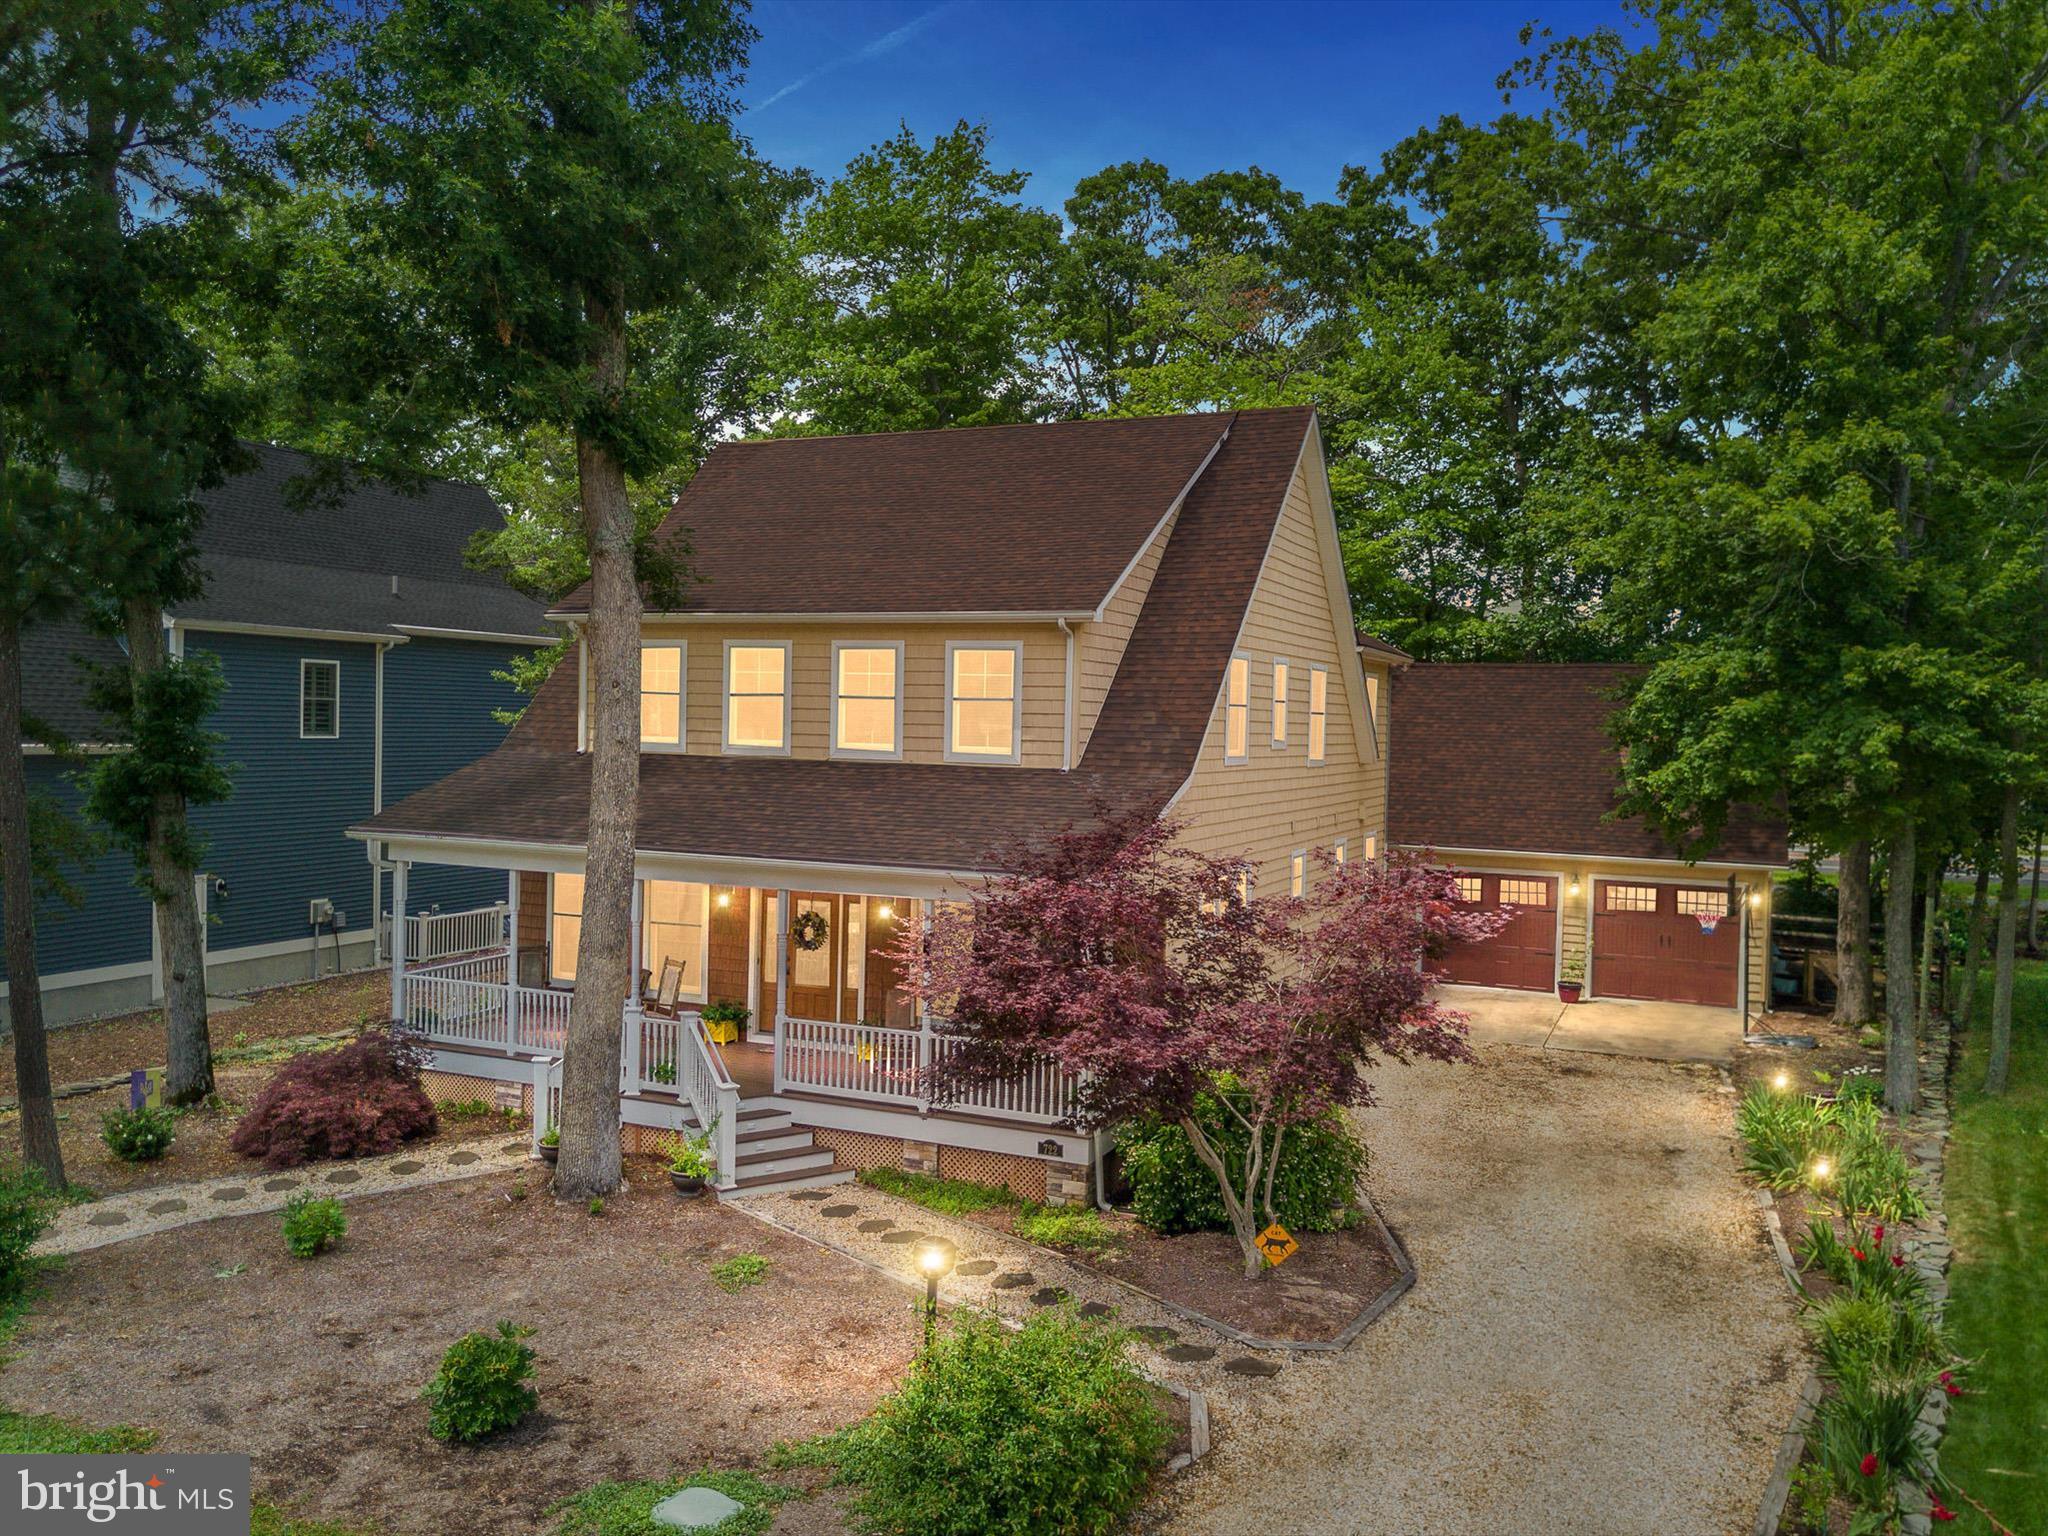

left=633, top=1012, right=683, bottom=1092
left=681, top=1014, right=740, bottom=1188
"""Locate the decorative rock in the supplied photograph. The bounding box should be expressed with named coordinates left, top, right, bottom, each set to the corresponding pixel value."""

left=209, top=1187, right=247, bottom=1203
left=879, top=1229, right=928, bottom=1245
left=447, top=1151, right=480, bottom=1166
left=650, top=1484, right=745, bottom=1531
left=1162, top=1343, right=1216, bottom=1363
left=325, top=1169, right=362, bottom=1185
left=820, top=1204, right=858, bottom=1218
left=990, top=1271, right=1036, bottom=1290
left=86, top=1211, right=129, bottom=1227
left=146, top=1199, right=186, bottom=1215
left=1028, top=1287, right=1069, bottom=1307
left=1078, top=1301, right=1114, bottom=1318
left=391, top=1160, right=426, bottom=1175
left=1222, top=1356, right=1282, bottom=1377
left=790, top=1189, right=831, bottom=1202
left=856, top=1219, right=893, bottom=1234
left=956, top=1259, right=999, bottom=1277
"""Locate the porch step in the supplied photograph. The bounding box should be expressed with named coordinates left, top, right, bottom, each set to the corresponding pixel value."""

left=720, top=1163, right=854, bottom=1198
left=714, top=1114, right=855, bottom=1197
left=733, top=1145, right=838, bottom=1180
left=734, top=1128, right=816, bottom=1157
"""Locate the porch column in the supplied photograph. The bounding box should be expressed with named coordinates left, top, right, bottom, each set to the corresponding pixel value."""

left=387, top=858, right=409, bottom=1022
left=504, top=870, right=519, bottom=1048
left=745, top=887, right=761, bottom=1023
left=773, top=888, right=791, bottom=1091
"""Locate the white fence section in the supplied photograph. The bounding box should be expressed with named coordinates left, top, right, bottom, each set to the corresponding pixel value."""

left=403, top=965, right=511, bottom=1050
left=632, top=1012, right=683, bottom=1093
left=407, top=903, right=509, bottom=963
left=776, top=1017, right=1078, bottom=1124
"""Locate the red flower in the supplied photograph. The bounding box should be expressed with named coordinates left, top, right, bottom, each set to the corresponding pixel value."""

left=1851, top=1247, right=1869, bottom=1262
left=1941, top=1371, right=1961, bottom=1397
left=1860, top=1453, right=1880, bottom=1477
left=1892, top=1253, right=1907, bottom=1268
left=1873, top=1223, right=1885, bottom=1243
left=1929, top=1491, right=1956, bottom=1522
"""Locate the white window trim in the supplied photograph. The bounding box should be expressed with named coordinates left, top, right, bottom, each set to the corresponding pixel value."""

left=830, top=639, right=906, bottom=762
left=1290, top=848, right=1307, bottom=898
left=1333, top=838, right=1348, bottom=867
left=638, top=639, right=687, bottom=752
left=1270, top=656, right=1290, bottom=749
left=640, top=878, right=711, bottom=1004
left=299, top=658, right=341, bottom=740
left=944, top=639, right=1024, bottom=765
left=1223, top=651, right=1250, bottom=765
left=1365, top=829, right=1381, bottom=862
left=1307, top=665, right=1329, bottom=766
left=547, top=871, right=582, bottom=989
left=721, top=639, right=793, bottom=757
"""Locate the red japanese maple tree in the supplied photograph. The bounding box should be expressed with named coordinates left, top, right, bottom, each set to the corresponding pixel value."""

left=896, top=807, right=1505, bottom=1277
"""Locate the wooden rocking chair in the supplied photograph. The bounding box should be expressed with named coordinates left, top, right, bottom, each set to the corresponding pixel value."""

left=645, top=958, right=684, bottom=1019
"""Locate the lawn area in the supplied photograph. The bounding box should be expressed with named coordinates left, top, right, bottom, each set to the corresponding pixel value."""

left=1943, top=957, right=2048, bottom=1534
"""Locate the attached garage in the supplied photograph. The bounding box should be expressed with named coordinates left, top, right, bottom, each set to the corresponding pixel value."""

left=1590, top=880, right=1739, bottom=1008
left=1432, top=872, right=1558, bottom=991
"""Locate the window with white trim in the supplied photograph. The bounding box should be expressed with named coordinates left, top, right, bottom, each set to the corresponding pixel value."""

left=792, top=896, right=833, bottom=987
left=300, top=660, right=339, bottom=739
left=1224, top=655, right=1249, bottom=762
left=1307, top=666, right=1328, bottom=763
left=947, top=643, right=1021, bottom=761
left=1605, top=884, right=1658, bottom=913
left=1333, top=839, right=1348, bottom=866
left=1236, top=869, right=1252, bottom=906
left=1364, top=832, right=1379, bottom=861
left=642, top=879, right=709, bottom=1000
left=834, top=643, right=902, bottom=757
left=1500, top=878, right=1550, bottom=907
left=1271, top=659, right=1289, bottom=747
left=1290, top=849, right=1306, bottom=897
left=725, top=643, right=789, bottom=752
left=1454, top=875, right=1484, bottom=903
left=1366, top=673, right=1380, bottom=731
left=639, top=642, right=684, bottom=748
left=1676, top=889, right=1729, bottom=918
left=549, top=872, right=584, bottom=986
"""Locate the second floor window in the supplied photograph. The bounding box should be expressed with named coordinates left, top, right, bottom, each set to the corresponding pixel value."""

left=1271, top=659, right=1289, bottom=747
left=640, top=642, right=684, bottom=748
left=948, top=643, right=1020, bottom=761
left=834, top=643, right=902, bottom=757
left=725, top=643, right=789, bottom=753
left=1308, top=666, right=1328, bottom=763
left=1291, top=849, right=1306, bottom=897
left=300, top=659, right=339, bottom=738
left=1224, top=655, right=1249, bottom=761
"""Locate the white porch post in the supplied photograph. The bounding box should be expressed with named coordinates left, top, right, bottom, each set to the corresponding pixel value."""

left=745, top=887, right=761, bottom=1024
left=504, top=870, right=520, bottom=1049
left=773, top=888, right=791, bottom=1090
left=387, top=858, right=409, bottom=1022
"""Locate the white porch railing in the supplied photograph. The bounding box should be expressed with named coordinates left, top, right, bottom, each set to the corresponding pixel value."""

left=776, top=1016, right=1078, bottom=1125
left=387, top=903, right=510, bottom=965
left=680, top=1015, right=740, bottom=1190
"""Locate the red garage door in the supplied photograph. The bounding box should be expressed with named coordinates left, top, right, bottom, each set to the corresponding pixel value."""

left=1431, top=873, right=1557, bottom=991
left=1591, top=881, right=1739, bottom=1006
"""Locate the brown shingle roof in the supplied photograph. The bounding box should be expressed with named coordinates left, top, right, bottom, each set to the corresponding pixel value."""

left=359, top=408, right=1317, bottom=872
left=1387, top=663, right=1788, bottom=866
left=1355, top=629, right=1412, bottom=665
left=551, top=413, right=1233, bottom=618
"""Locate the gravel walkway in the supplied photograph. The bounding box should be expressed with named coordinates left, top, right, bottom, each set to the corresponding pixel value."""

left=1158, top=1046, right=1804, bottom=1536
left=38, top=1138, right=533, bottom=1255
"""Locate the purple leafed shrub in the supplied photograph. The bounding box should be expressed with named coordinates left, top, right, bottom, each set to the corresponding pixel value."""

left=229, top=1030, right=438, bottom=1169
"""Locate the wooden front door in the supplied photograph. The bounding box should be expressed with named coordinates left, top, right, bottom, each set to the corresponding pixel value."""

left=785, top=893, right=841, bottom=1021
left=1591, top=881, right=1739, bottom=1007
left=1429, top=872, right=1558, bottom=992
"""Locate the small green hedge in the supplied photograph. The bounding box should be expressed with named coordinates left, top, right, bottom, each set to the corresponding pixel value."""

left=281, top=1194, right=348, bottom=1259
left=422, top=1322, right=537, bottom=1443
left=0, top=1166, right=58, bottom=1303
left=101, top=1105, right=176, bottom=1162
left=1114, top=1086, right=1366, bottom=1236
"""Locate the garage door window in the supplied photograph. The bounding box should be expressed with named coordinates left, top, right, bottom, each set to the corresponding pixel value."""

left=1500, top=878, right=1550, bottom=906
left=1676, top=889, right=1729, bottom=918
left=1454, top=875, right=1484, bottom=903
left=1605, top=884, right=1657, bottom=912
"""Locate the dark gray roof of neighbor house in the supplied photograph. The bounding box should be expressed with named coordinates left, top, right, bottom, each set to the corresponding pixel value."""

left=20, top=616, right=128, bottom=744
left=174, top=442, right=553, bottom=641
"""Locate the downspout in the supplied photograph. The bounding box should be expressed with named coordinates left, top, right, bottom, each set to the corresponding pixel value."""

left=1057, top=619, right=1075, bottom=771
left=373, top=643, right=385, bottom=964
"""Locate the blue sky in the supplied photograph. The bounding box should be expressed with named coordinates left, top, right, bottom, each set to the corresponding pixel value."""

left=740, top=0, right=1637, bottom=208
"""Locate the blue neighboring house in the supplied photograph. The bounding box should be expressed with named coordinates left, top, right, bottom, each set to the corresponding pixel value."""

left=7, top=443, right=555, bottom=1023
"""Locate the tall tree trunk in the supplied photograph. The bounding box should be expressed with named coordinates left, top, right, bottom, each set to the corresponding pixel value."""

left=1883, top=825, right=1920, bottom=1114
left=1986, top=785, right=2021, bottom=1095
left=1834, top=839, right=1875, bottom=1025
left=1957, top=850, right=1991, bottom=1027
left=1917, top=857, right=1940, bottom=1031
left=0, top=614, right=65, bottom=1186
left=554, top=292, right=640, bottom=1202
left=124, top=598, right=213, bottom=1104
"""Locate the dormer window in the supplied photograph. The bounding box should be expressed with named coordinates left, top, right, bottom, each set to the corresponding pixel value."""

left=946, top=642, right=1021, bottom=763
left=724, top=641, right=790, bottom=754
left=834, top=642, right=903, bottom=759
left=639, top=642, right=684, bottom=749
left=1224, top=655, right=1249, bottom=762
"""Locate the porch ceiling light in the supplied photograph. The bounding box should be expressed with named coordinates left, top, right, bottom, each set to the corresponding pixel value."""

left=1748, top=889, right=1763, bottom=908
left=715, top=890, right=731, bottom=909
left=877, top=903, right=895, bottom=922
left=1567, top=878, right=1582, bottom=896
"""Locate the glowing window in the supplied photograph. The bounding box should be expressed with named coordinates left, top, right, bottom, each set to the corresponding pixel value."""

left=1333, top=840, right=1348, bottom=866
left=642, top=880, right=708, bottom=1000
left=1606, top=884, right=1658, bottom=913
left=725, top=644, right=788, bottom=751
left=1500, top=879, right=1550, bottom=907
left=1308, top=667, right=1328, bottom=763
left=1236, top=870, right=1252, bottom=906
left=1271, top=659, right=1289, bottom=746
left=639, top=643, right=684, bottom=747
left=792, top=897, right=833, bottom=988
left=549, top=873, right=584, bottom=986
left=1364, top=833, right=1379, bottom=861
left=948, top=644, right=1020, bottom=760
left=1290, top=850, right=1306, bottom=897
left=1454, top=875, right=1484, bottom=903
left=1677, top=889, right=1729, bottom=918
left=834, top=644, right=901, bottom=756
left=1224, top=656, right=1249, bottom=761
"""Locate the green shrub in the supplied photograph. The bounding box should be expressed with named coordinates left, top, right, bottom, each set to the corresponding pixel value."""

left=1013, top=1203, right=1117, bottom=1255
left=100, top=1105, right=177, bottom=1162
left=1795, top=1217, right=1855, bottom=1284
left=710, top=1254, right=769, bottom=1293
left=857, top=1167, right=1015, bottom=1215
left=827, top=1309, right=1170, bottom=1536
left=1114, top=1085, right=1366, bottom=1236
left=422, top=1322, right=538, bottom=1443
left=1786, top=1460, right=1832, bottom=1536
left=280, top=1194, right=348, bottom=1259
left=0, top=1166, right=58, bottom=1302
left=1813, top=1368, right=1940, bottom=1510
left=1736, top=1087, right=1837, bottom=1190
left=1830, top=1100, right=1928, bottom=1226
left=1804, top=1293, right=1899, bottom=1382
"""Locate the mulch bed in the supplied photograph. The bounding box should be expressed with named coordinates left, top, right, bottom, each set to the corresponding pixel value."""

left=1, top=1158, right=921, bottom=1536
left=954, top=1201, right=1405, bottom=1345
left=1733, top=1008, right=1884, bottom=1099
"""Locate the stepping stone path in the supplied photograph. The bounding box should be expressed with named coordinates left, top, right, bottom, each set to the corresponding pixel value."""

left=391, top=1161, right=425, bottom=1175
left=210, top=1187, right=247, bottom=1202
left=820, top=1204, right=858, bottom=1218
left=991, top=1271, right=1036, bottom=1290
left=446, top=1151, right=480, bottom=1166
left=1078, top=1301, right=1114, bottom=1318
left=790, top=1189, right=831, bottom=1202
left=1222, top=1356, right=1282, bottom=1378
left=956, top=1259, right=999, bottom=1277
left=146, top=1199, right=185, bottom=1215
left=857, top=1219, right=894, bottom=1234
left=324, top=1169, right=361, bottom=1185
left=261, top=1178, right=298, bottom=1192
left=1162, top=1343, right=1216, bottom=1364
left=879, top=1229, right=928, bottom=1246
left=1029, top=1287, right=1069, bottom=1307
left=87, top=1211, right=128, bottom=1227
left=1132, top=1325, right=1178, bottom=1345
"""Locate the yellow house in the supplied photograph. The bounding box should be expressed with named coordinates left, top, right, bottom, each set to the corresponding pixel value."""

left=353, top=406, right=1380, bottom=1201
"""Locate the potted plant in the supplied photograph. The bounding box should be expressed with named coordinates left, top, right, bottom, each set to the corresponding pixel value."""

left=537, top=1125, right=560, bottom=1165
left=1557, top=955, right=1585, bottom=1004
left=665, top=1130, right=714, bottom=1197
left=701, top=999, right=750, bottom=1045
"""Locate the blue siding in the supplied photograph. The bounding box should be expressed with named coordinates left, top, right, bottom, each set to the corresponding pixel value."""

left=380, top=638, right=529, bottom=917
left=185, top=631, right=380, bottom=951
left=0, top=756, right=155, bottom=983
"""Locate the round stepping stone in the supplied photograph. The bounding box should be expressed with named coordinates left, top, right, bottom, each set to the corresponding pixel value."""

left=820, top=1204, right=858, bottom=1218
left=262, top=1177, right=299, bottom=1192
left=991, top=1271, right=1036, bottom=1290
left=1222, top=1356, right=1282, bottom=1378
left=1078, top=1301, right=1114, bottom=1319
left=325, top=1169, right=362, bottom=1185
left=956, top=1259, right=998, bottom=1276
left=1132, top=1325, right=1177, bottom=1344
left=1028, top=1287, right=1069, bottom=1307
left=879, top=1229, right=929, bottom=1246
left=147, top=1199, right=187, bottom=1215
left=209, top=1187, right=248, bottom=1203
left=87, top=1210, right=129, bottom=1227
left=447, top=1150, right=480, bottom=1166
left=790, top=1189, right=831, bottom=1202
left=500, top=1142, right=527, bottom=1154
left=857, top=1219, right=894, bottom=1234
left=651, top=1483, right=743, bottom=1531
left=1162, top=1343, right=1216, bottom=1363
left=391, top=1160, right=425, bottom=1175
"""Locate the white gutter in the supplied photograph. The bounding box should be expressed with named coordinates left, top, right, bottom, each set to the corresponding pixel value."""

left=1058, top=618, right=1075, bottom=771
left=560, top=607, right=1097, bottom=625
left=1395, top=841, right=1788, bottom=872
left=170, top=617, right=409, bottom=647
left=390, top=624, right=559, bottom=646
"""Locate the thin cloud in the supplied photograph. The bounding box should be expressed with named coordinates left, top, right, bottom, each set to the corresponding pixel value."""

left=749, top=3, right=957, bottom=113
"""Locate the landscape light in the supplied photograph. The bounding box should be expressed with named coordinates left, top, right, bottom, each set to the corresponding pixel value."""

left=1772, top=1070, right=1790, bottom=1092
left=916, top=1241, right=955, bottom=1349
left=1810, top=1157, right=1832, bottom=1183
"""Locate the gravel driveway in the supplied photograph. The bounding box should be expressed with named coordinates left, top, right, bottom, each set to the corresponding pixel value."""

left=1159, top=1045, right=1803, bottom=1536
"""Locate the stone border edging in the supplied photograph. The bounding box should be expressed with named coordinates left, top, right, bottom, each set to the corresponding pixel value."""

left=1752, top=1371, right=1826, bottom=1536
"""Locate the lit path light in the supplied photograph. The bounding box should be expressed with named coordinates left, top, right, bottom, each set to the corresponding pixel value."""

left=917, top=1241, right=956, bottom=1350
